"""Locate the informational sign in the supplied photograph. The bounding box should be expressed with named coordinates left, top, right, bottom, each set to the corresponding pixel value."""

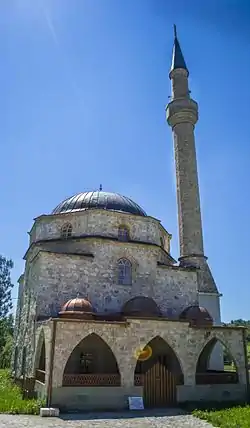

left=128, top=396, right=144, bottom=410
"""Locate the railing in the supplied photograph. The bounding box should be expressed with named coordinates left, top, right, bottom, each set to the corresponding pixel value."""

left=63, top=373, right=121, bottom=387
left=35, top=369, right=45, bottom=384
left=196, top=371, right=238, bottom=385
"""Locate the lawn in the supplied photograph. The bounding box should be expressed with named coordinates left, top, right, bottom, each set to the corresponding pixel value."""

left=0, top=369, right=44, bottom=414
left=193, top=405, right=250, bottom=428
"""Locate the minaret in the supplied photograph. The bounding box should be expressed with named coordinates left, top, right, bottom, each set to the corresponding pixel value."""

left=166, top=26, right=223, bottom=369
left=166, top=26, right=220, bottom=296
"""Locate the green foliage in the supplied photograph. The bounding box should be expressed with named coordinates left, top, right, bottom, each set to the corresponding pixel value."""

left=0, top=256, right=14, bottom=319
left=0, top=316, right=14, bottom=369
left=0, top=370, right=44, bottom=414
left=230, top=319, right=250, bottom=342
left=193, top=406, right=250, bottom=428
left=0, top=335, right=13, bottom=369
left=0, top=256, right=14, bottom=369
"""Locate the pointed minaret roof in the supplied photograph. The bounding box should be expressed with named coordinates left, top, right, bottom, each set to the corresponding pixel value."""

left=170, top=25, right=188, bottom=75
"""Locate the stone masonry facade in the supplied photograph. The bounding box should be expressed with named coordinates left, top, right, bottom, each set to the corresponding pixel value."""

left=11, top=28, right=249, bottom=409
left=13, top=208, right=200, bottom=379
left=32, top=318, right=248, bottom=408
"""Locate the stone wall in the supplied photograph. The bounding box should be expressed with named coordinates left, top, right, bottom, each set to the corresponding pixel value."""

left=48, top=318, right=247, bottom=408
left=29, top=209, right=171, bottom=252
left=177, top=384, right=247, bottom=403
left=52, top=319, right=247, bottom=388
left=30, top=242, right=199, bottom=317
left=13, top=253, right=48, bottom=379
left=51, top=386, right=142, bottom=411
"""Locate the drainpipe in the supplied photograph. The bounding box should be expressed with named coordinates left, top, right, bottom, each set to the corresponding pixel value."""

left=46, top=319, right=57, bottom=408
left=242, top=328, right=250, bottom=403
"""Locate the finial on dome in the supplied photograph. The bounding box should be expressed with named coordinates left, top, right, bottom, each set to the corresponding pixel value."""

left=99, top=184, right=103, bottom=191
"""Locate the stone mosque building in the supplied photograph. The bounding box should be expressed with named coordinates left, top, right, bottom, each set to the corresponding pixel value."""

left=12, top=28, right=248, bottom=410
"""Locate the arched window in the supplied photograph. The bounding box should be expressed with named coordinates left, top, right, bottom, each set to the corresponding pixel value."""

left=160, top=237, right=164, bottom=248
left=118, top=226, right=129, bottom=241
left=61, top=223, right=72, bottom=239
left=118, top=258, right=132, bottom=285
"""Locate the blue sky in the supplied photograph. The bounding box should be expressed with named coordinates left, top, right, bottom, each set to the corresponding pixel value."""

left=1, top=0, right=249, bottom=322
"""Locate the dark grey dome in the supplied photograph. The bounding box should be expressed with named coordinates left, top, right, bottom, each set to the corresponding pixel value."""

left=52, top=191, right=147, bottom=216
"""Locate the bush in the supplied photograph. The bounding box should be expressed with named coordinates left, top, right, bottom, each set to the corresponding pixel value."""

left=193, top=406, right=250, bottom=428
left=0, top=369, right=45, bottom=414
left=0, top=335, right=13, bottom=369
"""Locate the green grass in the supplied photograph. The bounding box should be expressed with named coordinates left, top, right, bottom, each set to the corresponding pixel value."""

left=0, top=369, right=44, bottom=414
left=193, top=405, right=250, bottom=428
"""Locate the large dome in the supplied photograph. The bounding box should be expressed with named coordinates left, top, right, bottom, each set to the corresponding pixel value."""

left=52, top=191, right=147, bottom=216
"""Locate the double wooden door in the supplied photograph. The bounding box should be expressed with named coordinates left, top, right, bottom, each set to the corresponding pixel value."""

left=143, top=361, right=177, bottom=408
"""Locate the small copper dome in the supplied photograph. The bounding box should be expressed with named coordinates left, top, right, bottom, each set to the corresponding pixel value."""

left=122, top=296, right=161, bottom=318
left=59, top=297, right=93, bottom=319
left=179, top=305, right=213, bottom=326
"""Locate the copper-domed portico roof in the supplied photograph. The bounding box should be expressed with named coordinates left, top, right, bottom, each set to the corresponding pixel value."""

left=59, top=297, right=93, bottom=319
left=52, top=191, right=147, bottom=217
left=122, top=296, right=161, bottom=318
left=179, top=305, right=213, bottom=326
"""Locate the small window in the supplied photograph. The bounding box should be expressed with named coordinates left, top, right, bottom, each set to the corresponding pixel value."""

left=118, top=226, right=129, bottom=241
left=80, top=352, right=93, bottom=373
left=160, top=237, right=164, bottom=248
left=61, top=223, right=72, bottom=239
left=118, top=258, right=132, bottom=285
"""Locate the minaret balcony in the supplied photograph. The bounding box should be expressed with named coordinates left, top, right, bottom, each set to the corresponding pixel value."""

left=166, top=98, right=198, bottom=127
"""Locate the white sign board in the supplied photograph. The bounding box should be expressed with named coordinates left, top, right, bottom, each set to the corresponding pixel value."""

left=128, top=396, right=144, bottom=410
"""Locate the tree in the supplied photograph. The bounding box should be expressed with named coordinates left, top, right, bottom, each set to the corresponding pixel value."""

left=0, top=255, right=13, bottom=319
left=230, top=319, right=250, bottom=342
left=0, top=255, right=14, bottom=368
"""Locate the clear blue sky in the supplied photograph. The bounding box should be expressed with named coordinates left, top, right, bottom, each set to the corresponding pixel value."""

left=1, top=0, right=249, bottom=322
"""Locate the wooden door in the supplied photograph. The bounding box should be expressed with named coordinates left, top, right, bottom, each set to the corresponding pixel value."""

left=143, top=361, right=176, bottom=408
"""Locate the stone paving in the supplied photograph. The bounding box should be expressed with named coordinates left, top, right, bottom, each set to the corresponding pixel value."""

left=0, top=410, right=214, bottom=427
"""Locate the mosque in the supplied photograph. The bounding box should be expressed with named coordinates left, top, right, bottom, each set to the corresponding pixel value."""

left=12, top=28, right=248, bottom=411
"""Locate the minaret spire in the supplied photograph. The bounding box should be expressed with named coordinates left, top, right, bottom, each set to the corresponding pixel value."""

left=166, top=28, right=218, bottom=294
left=170, top=25, right=188, bottom=76
left=174, top=24, right=177, bottom=38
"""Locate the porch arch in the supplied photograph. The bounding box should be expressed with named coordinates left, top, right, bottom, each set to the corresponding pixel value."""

left=134, top=336, right=184, bottom=385
left=196, top=337, right=239, bottom=384
left=134, top=336, right=184, bottom=407
left=62, top=333, right=121, bottom=387
left=34, top=328, right=46, bottom=384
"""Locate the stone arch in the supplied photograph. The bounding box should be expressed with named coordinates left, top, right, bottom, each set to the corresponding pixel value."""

left=134, top=336, right=184, bottom=385
left=55, top=328, right=121, bottom=387
left=196, top=337, right=239, bottom=384
left=33, top=328, right=47, bottom=382
left=13, top=346, right=18, bottom=374
left=62, top=333, right=121, bottom=386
